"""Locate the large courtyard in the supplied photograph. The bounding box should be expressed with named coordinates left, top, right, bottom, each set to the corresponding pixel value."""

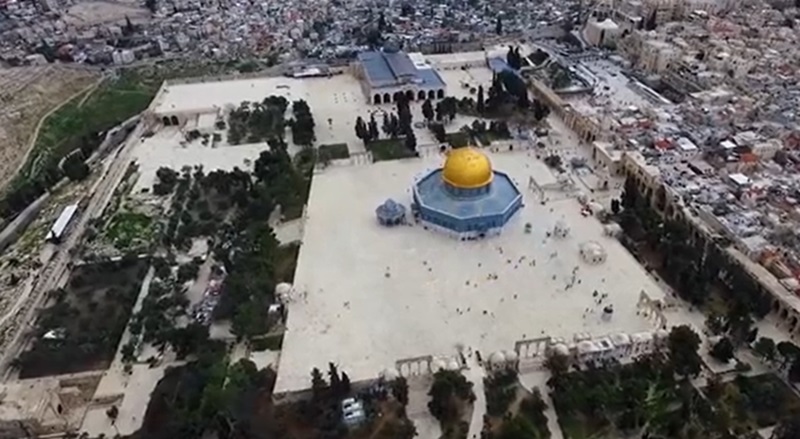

left=275, top=149, right=668, bottom=394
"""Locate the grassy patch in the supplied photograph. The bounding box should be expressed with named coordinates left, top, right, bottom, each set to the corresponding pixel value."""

left=549, top=356, right=725, bottom=439
left=367, top=138, right=417, bottom=162
left=23, top=71, right=160, bottom=180
left=704, top=374, right=800, bottom=432
left=251, top=334, right=284, bottom=352
left=445, top=132, right=472, bottom=148
left=318, top=143, right=350, bottom=160
left=105, top=211, right=154, bottom=250
left=274, top=243, right=300, bottom=283
left=15, top=258, right=149, bottom=378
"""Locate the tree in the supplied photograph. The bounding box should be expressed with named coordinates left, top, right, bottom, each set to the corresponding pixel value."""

left=169, top=322, right=209, bottom=359
left=145, top=0, right=157, bottom=13
left=754, top=337, right=777, bottom=363
left=124, top=16, right=134, bottom=35
left=63, top=154, right=90, bottom=182
left=368, top=115, right=380, bottom=141
left=311, top=367, right=327, bottom=401
left=705, top=313, right=726, bottom=335
left=328, top=362, right=342, bottom=397
left=544, top=352, right=569, bottom=376
left=668, top=325, right=702, bottom=377
left=506, top=46, right=522, bottom=70
left=777, top=341, right=800, bottom=368
left=391, top=377, right=409, bottom=406
left=495, top=17, right=502, bottom=35
left=476, top=85, right=485, bottom=114
left=405, top=131, right=417, bottom=152
left=389, top=113, right=400, bottom=138
left=121, top=342, right=136, bottom=363
left=355, top=116, right=368, bottom=144
left=341, top=371, right=351, bottom=395
left=610, top=198, right=621, bottom=215
left=378, top=12, right=387, bottom=32
left=773, top=417, right=800, bottom=439
left=382, top=112, right=391, bottom=136
left=710, top=337, right=735, bottom=363
left=645, top=10, right=657, bottom=30
left=428, top=370, right=474, bottom=423
left=154, top=166, right=179, bottom=195
left=789, top=359, right=800, bottom=383
left=106, top=405, right=119, bottom=424
left=705, top=374, right=725, bottom=401
left=396, top=94, right=413, bottom=134
left=422, top=99, right=434, bottom=122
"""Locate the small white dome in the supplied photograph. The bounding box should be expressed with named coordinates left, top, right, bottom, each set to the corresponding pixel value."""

left=656, top=329, right=669, bottom=339
left=577, top=340, right=596, bottom=354
left=505, top=350, right=519, bottom=362
left=552, top=343, right=569, bottom=356
left=610, top=333, right=631, bottom=346
left=447, top=359, right=460, bottom=370
left=489, top=351, right=506, bottom=365
left=432, top=359, right=447, bottom=372
left=275, top=282, right=293, bottom=295
left=381, top=368, right=399, bottom=381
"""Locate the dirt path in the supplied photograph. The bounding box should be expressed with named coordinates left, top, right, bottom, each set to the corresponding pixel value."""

left=77, top=78, right=103, bottom=107
left=5, top=75, right=105, bottom=189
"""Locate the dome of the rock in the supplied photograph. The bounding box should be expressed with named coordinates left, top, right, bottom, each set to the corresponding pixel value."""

left=411, top=147, right=523, bottom=239
left=442, top=147, right=493, bottom=189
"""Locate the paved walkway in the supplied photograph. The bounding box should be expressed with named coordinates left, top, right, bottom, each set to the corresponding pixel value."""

left=465, top=356, right=487, bottom=439
left=405, top=375, right=442, bottom=439
left=519, top=369, right=564, bottom=439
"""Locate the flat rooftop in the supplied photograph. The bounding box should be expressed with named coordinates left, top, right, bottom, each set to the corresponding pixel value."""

left=275, top=150, right=666, bottom=394
left=566, top=59, right=666, bottom=116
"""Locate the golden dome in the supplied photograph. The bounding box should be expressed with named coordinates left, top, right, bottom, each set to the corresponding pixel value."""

left=442, top=147, right=493, bottom=189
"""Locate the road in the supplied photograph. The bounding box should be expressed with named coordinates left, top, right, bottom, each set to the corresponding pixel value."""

left=0, top=122, right=144, bottom=378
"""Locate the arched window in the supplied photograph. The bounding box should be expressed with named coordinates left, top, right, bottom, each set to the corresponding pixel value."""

left=170, top=115, right=179, bottom=125
left=437, top=89, right=444, bottom=99
left=418, top=90, right=426, bottom=100
left=405, top=90, right=414, bottom=101
left=162, top=116, right=171, bottom=126
left=393, top=92, right=402, bottom=102
left=428, top=90, right=436, bottom=99
left=384, top=93, right=391, bottom=103
left=374, top=94, right=382, bottom=104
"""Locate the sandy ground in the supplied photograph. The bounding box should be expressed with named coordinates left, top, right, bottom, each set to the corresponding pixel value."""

left=131, top=129, right=269, bottom=192
left=274, top=148, right=668, bottom=393
left=0, top=66, right=97, bottom=191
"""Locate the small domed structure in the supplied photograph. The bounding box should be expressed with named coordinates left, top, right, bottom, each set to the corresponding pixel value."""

left=432, top=359, right=447, bottom=372
left=489, top=351, right=506, bottom=365
left=504, top=350, right=519, bottom=363
left=552, top=343, right=569, bottom=357
left=447, top=359, right=460, bottom=370
left=580, top=241, right=607, bottom=264
left=375, top=199, right=406, bottom=226
left=554, top=220, right=570, bottom=238
left=380, top=368, right=399, bottom=381
left=275, top=283, right=293, bottom=303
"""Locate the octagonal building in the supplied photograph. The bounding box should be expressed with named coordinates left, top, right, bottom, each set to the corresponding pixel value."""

left=412, top=147, right=523, bottom=239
